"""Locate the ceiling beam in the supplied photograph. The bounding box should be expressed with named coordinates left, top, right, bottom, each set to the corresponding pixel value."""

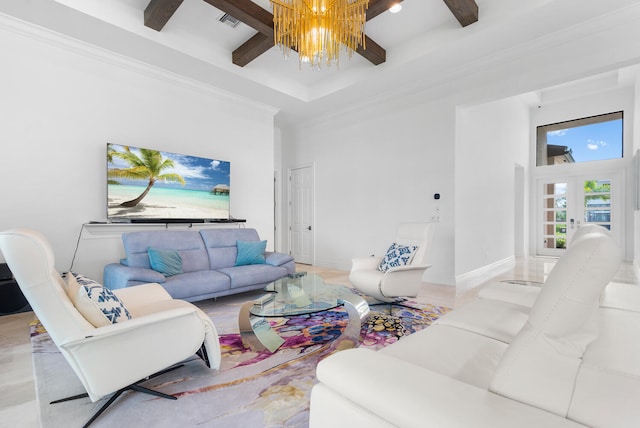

left=233, top=33, right=273, bottom=67
left=202, top=0, right=274, bottom=37
left=356, top=36, right=386, bottom=66
left=366, top=0, right=404, bottom=21
left=144, top=0, right=184, bottom=31
left=442, top=0, right=479, bottom=27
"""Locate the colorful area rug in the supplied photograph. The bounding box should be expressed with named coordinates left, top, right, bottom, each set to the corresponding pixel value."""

left=31, top=296, right=450, bottom=427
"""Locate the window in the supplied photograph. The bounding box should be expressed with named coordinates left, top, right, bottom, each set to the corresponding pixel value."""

left=536, top=111, right=623, bottom=167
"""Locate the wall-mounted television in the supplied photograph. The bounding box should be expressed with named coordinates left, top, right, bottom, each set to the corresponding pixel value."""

left=107, top=143, right=230, bottom=222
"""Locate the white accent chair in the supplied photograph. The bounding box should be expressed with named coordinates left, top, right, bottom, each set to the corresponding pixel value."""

left=349, top=223, right=434, bottom=306
left=0, top=229, right=221, bottom=427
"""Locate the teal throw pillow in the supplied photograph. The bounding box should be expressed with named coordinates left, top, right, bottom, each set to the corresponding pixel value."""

left=148, top=247, right=183, bottom=277
left=235, top=240, right=267, bottom=266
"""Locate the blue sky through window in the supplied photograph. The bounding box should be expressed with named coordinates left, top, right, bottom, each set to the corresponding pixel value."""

left=546, top=118, right=623, bottom=163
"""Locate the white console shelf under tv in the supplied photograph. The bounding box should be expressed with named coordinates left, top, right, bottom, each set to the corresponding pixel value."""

left=71, top=221, right=246, bottom=283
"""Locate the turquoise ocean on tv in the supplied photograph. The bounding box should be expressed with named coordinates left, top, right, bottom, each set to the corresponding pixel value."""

left=107, top=184, right=230, bottom=219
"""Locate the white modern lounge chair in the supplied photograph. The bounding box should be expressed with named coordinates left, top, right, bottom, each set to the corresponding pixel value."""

left=349, top=222, right=435, bottom=310
left=0, top=229, right=221, bottom=427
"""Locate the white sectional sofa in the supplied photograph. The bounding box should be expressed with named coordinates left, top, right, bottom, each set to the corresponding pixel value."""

left=310, top=226, right=639, bottom=427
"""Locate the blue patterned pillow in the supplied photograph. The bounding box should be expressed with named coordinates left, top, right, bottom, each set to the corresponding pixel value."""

left=71, top=273, right=132, bottom=327
left=377, top=243, right=419, bottom=272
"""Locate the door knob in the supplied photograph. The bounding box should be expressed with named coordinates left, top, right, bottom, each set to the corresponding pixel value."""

left=307, top=226, right=312, bottom=231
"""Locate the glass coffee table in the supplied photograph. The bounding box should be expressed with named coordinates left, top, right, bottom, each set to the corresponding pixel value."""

left=238, top=273, right=370, bottom=352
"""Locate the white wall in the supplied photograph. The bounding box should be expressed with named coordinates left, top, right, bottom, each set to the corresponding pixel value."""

left=281, top=100, right=457, bottom=286
left=280, top=81, right=639, bottom=290
left=0, top=18, right=277, bottom=275
left=455, top=96, right=531, bottom=278
left=632, top=78, right=640, bottom=274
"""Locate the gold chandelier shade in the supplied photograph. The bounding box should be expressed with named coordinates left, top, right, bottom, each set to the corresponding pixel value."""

left=271, top=0, right=369, bottom=68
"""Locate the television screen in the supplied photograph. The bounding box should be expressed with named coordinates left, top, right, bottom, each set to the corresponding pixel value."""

left=107, top=143, right=230, bottom=222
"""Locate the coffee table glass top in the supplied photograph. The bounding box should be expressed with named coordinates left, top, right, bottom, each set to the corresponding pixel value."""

left=250, top=273, right=354, bottom=317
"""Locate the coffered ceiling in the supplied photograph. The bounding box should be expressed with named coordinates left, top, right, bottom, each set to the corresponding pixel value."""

left=50, top=0, right=475, bottom=95
left=144, top=0, right=477, bottom=68
left=10, top=0, right=640, bottom=127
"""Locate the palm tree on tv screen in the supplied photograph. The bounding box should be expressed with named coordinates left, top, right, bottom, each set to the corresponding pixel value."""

left=108, top=146, right=186, bottom=208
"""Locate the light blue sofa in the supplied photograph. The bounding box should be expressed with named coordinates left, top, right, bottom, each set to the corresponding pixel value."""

left=103, top=228, right=295, bottom=302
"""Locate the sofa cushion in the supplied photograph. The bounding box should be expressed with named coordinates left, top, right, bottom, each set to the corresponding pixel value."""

left=218, top=264, right=289, bottom=289
left=200, top=228, right=261, bottom=247
left=377, top=243, right=417, bottom=272
left=380, top=324, right=508, bottom=389
left=121, top=231, right=209, bottom=273
left=160, top=270, right=231, bottom=300
left=478, top=281, right=541, bottom=308
left=434, top=298, right=530, bottom=344
left=199, top=228, right=262, bottom=270
left=490, top=230, right=623, bottom=417
left=600, top=281, right=640, bottom=312
left=235, top=240, right=267, bottom=266
left=148, top=247, right=183, bottom=277
left=567, top=308, right=640, bottom=427
left=69, top=273, right=132, bottom=327
left=313, top=348, right=585, bottom=428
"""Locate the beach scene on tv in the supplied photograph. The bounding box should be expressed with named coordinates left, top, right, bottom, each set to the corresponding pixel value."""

left=107, top=143, right=230, bottom=221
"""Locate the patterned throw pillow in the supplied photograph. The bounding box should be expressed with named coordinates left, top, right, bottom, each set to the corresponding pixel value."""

left=69, top=273, right=132, bottom=327
left=377, top=243, right=419, bottom=272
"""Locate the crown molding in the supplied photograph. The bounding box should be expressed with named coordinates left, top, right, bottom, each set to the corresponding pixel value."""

left=0, top=11, right=280, bottom=117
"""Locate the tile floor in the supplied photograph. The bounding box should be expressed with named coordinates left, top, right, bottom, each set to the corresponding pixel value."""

left=0, top=257, right=637, bottom=427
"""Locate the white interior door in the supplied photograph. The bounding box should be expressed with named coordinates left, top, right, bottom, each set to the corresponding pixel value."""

left=289, top=165, right=314, bottom=264
left=537, top=174, right=619, bottom=256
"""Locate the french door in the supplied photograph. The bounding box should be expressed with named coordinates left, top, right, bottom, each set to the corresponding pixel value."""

left=537, top=174, right=619, bottom=256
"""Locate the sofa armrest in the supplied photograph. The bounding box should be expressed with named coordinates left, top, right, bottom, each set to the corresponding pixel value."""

left=351, top=256, right=383, bottom=272
left=385, top=263, right=431, bottom=274
left=265, top=251, right=294, bottom=267
left=312, top=348, right=585, bottom=428
left=379, top=264, right=431, bottom=297
left=60, top=306, right=209, bottom=400
left=103, top=263, right=165, bottom=290
left=114, top=283, right=221, bottom=370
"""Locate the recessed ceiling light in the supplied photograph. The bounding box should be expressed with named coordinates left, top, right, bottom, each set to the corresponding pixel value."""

left=389, top=4, right=402, bottom=13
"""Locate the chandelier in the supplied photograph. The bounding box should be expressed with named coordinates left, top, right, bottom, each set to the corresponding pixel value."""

left=271, top=0, right=369, bottom=68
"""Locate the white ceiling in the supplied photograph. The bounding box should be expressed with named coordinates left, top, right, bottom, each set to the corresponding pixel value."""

left=7, top=0, right=640, bottom=127
left=50, top=0, right=454, bottom=89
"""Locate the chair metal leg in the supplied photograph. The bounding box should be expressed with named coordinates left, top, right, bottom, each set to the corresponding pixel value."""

left=51, top=364, right=185, bottom=427
left=368, top=299, right=421, bottom=318
left=50, top=392, right=89, bottom=404
left=196, top=342, right=210, bottom=368
left=81, top=383, right=179, bottom=428
left=82, top=389, right=125, bottom=428
left=130, top=384, right=177, bottom=400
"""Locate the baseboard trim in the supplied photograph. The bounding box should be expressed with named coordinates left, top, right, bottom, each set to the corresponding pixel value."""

left=456, top=256, right=515, bottom=295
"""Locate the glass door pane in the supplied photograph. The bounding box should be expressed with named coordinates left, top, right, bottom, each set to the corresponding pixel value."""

left=542, top=182, right=568, bottom=251
left=538, top=176, right=618, bottom=257
left=582, top=179, right=611, bottom=230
